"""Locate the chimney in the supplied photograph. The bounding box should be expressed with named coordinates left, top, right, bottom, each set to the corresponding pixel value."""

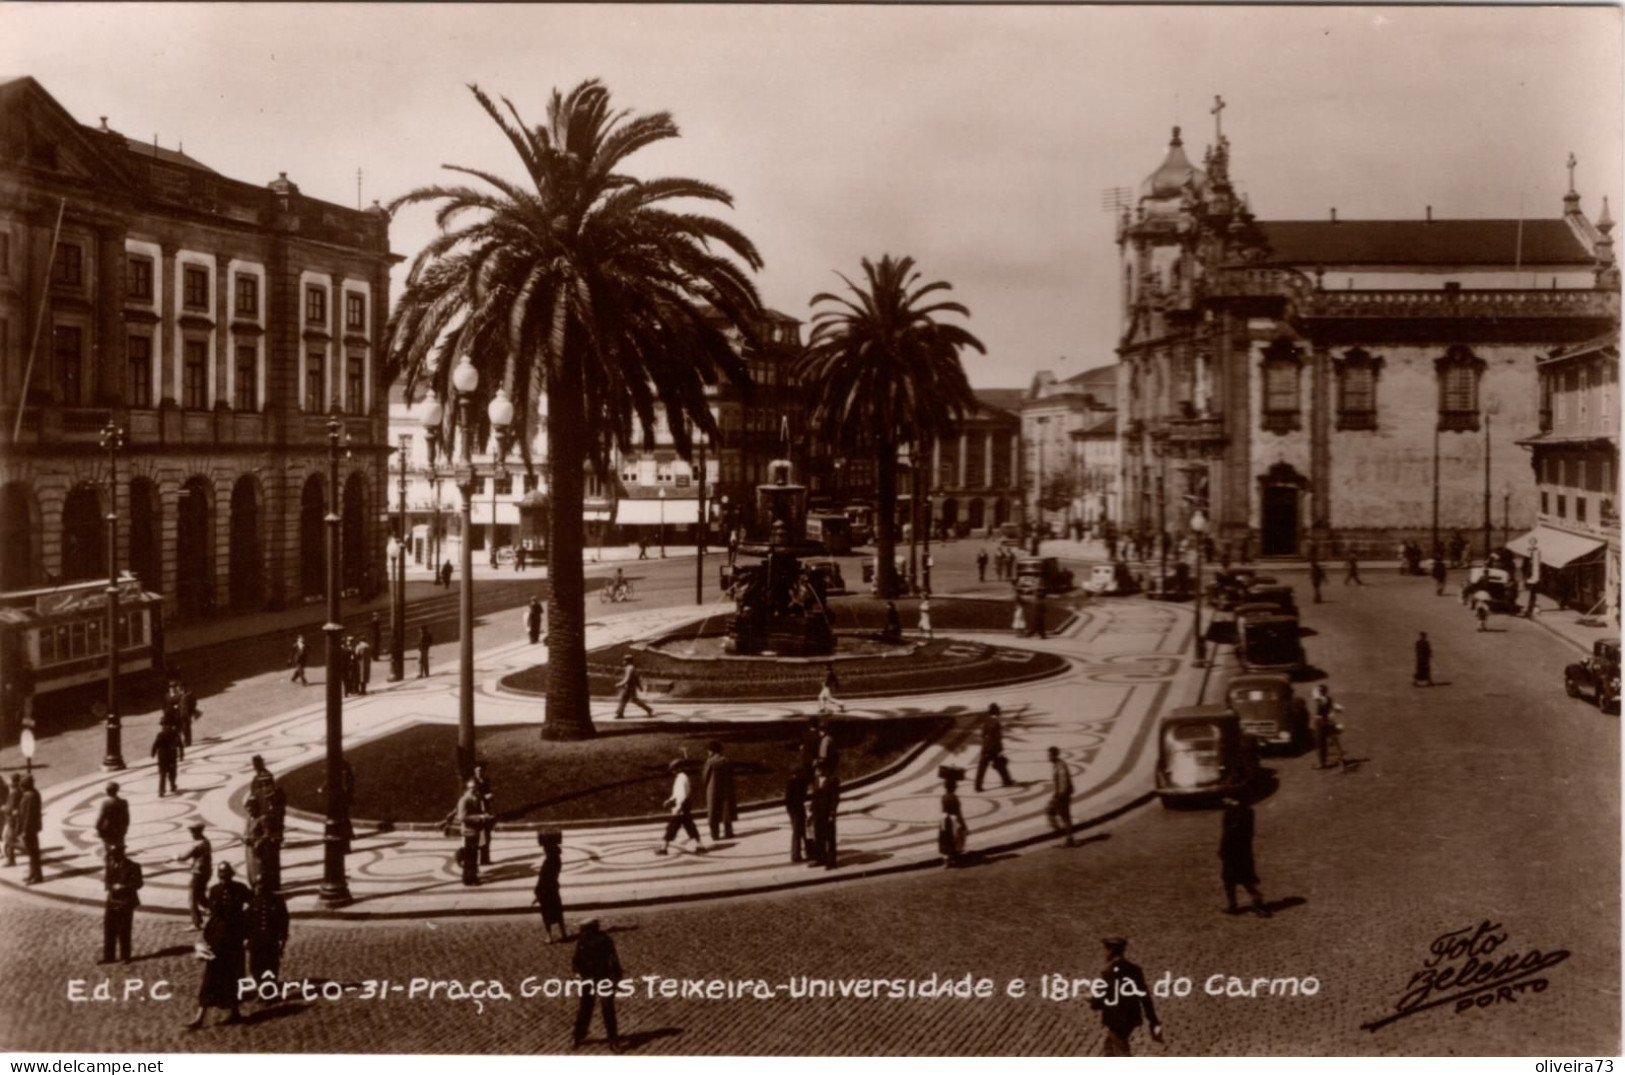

left=1426, top=205, right=1433, bottom=223
left=1329, top=207, right=1338, bottom=224
left=97, top=116, right=110, bottom=132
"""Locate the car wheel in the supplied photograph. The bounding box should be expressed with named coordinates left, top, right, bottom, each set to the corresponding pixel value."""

left=1565, top=677, right=1581, bottom=698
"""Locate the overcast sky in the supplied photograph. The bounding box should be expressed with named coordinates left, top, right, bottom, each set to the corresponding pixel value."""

left=5, top=4, right=1620, bottom=388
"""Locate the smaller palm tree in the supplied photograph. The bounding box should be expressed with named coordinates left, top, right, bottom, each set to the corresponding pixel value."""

left=797, top=256, right=984, bottom=599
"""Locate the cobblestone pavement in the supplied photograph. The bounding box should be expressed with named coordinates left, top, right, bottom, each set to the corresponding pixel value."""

left=0, top=558, right=1615, bottom=1055
left=8, top=596, right=1192, bottom=916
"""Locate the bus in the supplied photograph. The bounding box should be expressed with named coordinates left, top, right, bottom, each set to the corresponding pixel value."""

left=0, top=575, right=165, bottom=741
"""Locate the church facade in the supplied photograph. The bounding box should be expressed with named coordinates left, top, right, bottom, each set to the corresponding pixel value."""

left=1117, top=114, right=1619, bottom=561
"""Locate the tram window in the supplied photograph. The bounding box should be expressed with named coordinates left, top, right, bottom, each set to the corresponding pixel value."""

left=70, top=623, right=87, bottom=659
left=115, top=615, right=127, bottom=648
left=130, top=613, right=144, bottom=646
left=55, top=626, right=70, bottom=663
left=87, top=620, right=101, bottom=655
left=38, top=629, right=55, bottom=665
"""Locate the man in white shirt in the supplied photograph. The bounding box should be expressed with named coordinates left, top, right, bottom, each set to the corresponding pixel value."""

left=656, top=760, right=705, bottom=856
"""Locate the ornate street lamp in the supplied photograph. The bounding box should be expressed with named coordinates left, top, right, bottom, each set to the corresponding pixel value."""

left=99, top=420, right=126, bottom=772
left=452, top=357, right=481, bottom=780
left=389, top=433, right=409, bottom=681
left=319, top=414, right=352, bottom=907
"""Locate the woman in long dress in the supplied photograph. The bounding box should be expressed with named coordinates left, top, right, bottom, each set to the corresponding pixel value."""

left=187, top=862, right=251, bottom=1029
left=533, top=831, right=565, bottom=943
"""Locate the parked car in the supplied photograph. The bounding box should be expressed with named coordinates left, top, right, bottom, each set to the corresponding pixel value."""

left=1014, top=556, right=1075, bottom=596
left=1148, top=562, right=1195, bottom=601
left=1242, top=583, right=1297, bottom=617
left=1565, top=639, right=1620, bottom=710
left=1236, top=609, right=1305, bottom=674
left=808, top=558, right=849, bottom=597
left=1225, top=674, right=1309, bottom=751
left=1154, top=707, right=1258, bottom=807
left=1083, top=561, right=1139, bottom=595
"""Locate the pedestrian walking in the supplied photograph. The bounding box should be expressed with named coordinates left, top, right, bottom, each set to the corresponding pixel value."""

left=249, top=755, right=278, bottom=810
left=1311, top=685, right=1347, bottom=769
left=245, top=875, right=289, bottom=990
left=1046, top=746, right=1076, bottom=845
left=917, top=593, right=933, bottom=639
left=1343, top=554, right=1364, bottom=586
left=527, top=596, right=545, bottom=645
left=100, top=844, right=143, bottom=964
left=186, top=862, right=251, bottom=1030
left=1413, top=631, right=1434, bottom=686
left=818, top=663, right=846, bottom=715
left=15, top=774, right=41, bottom=883
left=448, top=779, right=490, bottom=885
left=516, top=546, right=527, bottom=572
left=1030, top=590, right=1047, bottom=639
left=170, top=679, right=197, bottom=747
left=1, top=773, right=20, bottom=868
left=440, top=560, right=453, bottom=587
left=937, top=766, right=968, bottom=868
left=702, top=741, right=737, bottom=841
left=784, top=760, right=812, bottom=864
left=637, top=536, right=649, bottom=560
left=417, top=625, right=433, bottom=678
left=1220, top=794, right=1270, bottom=917
left=1309, top=560, right=1326, bottom=604
left=976, top=548, right=989, bottom=582
left=974, top=704, right=1014, bottom=792
left=473, top=761, right=496, bottom=866
left=95, top=782, right=130, bottom=857
left=1092, top=937, right=1162, bottom=1056
left=883, top=600, right=902, bottom=641
left=614, top=655, right=654, bottom=719
left=810, top=758, right=840, bottom=869
left=656, top=759, right=704, bottom=856
left=354, top=638, right=372, bottom=694
left=1432, top=557, right=1448, bottom=596
left=570, top=920, right=625, bottom=1052
left=289, top=635, right=308, bottom=685
left=177, top=821, right=212, bottom=930
left=533, top=830, right=566, bottom=943
left=151, top=722, right=184, bottom=797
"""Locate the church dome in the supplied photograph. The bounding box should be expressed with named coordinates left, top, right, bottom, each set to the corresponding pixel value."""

left=1139, top=126, right=1206, bottom=202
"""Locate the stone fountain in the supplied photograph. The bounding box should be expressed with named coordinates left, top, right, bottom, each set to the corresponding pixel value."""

left=724, top=461, right=834, bottom=657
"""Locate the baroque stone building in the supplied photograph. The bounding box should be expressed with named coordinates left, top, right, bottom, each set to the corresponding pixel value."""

left=1117, top=118, right=1620, bottom=558
left=0, top=77, right=395, bottom=618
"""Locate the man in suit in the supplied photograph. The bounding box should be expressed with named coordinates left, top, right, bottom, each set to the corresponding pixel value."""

left=810, top=759, right=841, bottom=870
left=94, top=782, right=130, bottom=857
left=614, top=656, right=654, bottom=719
left=702, top=741, right=737, bottom=841
left=472, top=761, right=496, bottom=866
left=784, top=761, right=812, bottom=864
left=100, top=844, right=144, bottom=964
left=527, top=597, right=545, bottom=644
left=1220, top=794, right=1271, bottom=917
left=974, top=705, right=1014, bottom=792
left=16, top=775, right=41, bottom=883
left=1091, top=937, right=1162, bottom=1056
left=452, top=778, right=490, bottom=885
left=571, top=920, right=626, bottom=1052
left=177, top=821, right=212, bottom=930
left=151, top=721, right=184, bottom=797
left=353, top=638, right=372, bottom=694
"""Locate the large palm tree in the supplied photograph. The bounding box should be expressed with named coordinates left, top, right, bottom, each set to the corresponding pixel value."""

left=796, top=256, right=983, bottom=599
left=384, top=80, right=763, bottom=740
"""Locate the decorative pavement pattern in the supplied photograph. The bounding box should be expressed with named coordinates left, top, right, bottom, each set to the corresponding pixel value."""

left=11, top=598, right=1198, bottom=920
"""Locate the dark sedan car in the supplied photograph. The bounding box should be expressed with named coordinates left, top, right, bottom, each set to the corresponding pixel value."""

left=1565, top=639, right=1620, bottom=710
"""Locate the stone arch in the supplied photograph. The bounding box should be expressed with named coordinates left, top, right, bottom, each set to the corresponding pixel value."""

left=176, top=475, right=215, bottom=617
left=300, top=474, right=327, bottom=599
left=342, top=471, right=367, bottom=595
left=968, top=497, right=986, bottom=531
left=0, top=482, right=41, bottom=590
left=127, top=478, right=161, bottom=593
left=993, top=496, right=1010, bottom=527
left=229, top=473, right=266, bottom=610
left=60, top=482, right=105, bottom=583
left=941, top=497, right=959, bottom=530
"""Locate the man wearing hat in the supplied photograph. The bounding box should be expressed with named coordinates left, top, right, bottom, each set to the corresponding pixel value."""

left=656, top=758, right=704, bottom=856
left=151, top=719, right=184, bottom=797
left=614, top=655, right=654, bottom=719
left=452, top=778, right=492, bottom=885
left=1091, top=936, right=1162, bottom=1056
left=176, top=821, right=213, bottom=930
left=702, top=741, right=737, bottom=841
left=15, top=775, right=42, bottom=883
left=571, top=919, right=625, bottom=1051
left=100, top=843, right=144, bottom=964
left=94, top=782, right=129, bottom=857
left=1220, top=793, right=1270, bottom=917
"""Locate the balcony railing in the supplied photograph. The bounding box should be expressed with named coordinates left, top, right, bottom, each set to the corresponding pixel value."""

left=1301, top=288, right=1620, bottom=320
left=1166, top=415, right=1226, bottom=445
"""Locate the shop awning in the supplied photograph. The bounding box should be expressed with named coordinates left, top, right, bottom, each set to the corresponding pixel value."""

left=614, top=498, right=701, bottom=526
left=470, top=501, right=522, bottom=526
left=1506, top=526, right=1606, bottom=568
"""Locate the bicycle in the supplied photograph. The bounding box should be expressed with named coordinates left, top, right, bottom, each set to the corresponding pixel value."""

left=599, top=581, right=634, bottom=604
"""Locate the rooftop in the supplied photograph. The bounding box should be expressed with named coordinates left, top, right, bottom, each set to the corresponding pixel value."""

left=1252, top=218, right=1595, bottom=268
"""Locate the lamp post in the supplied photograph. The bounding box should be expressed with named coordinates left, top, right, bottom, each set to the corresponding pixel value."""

left=1190, top=507, right=1209, bottom=666
left=695, top=434, right=707, bottom=606
left=99, top=420, right=125, bottom=772
left=389, top=434, right=408, bottom=681
left=658, top=486, right=667, bottom=559
left=1483, top=399, right=1499, bottom=560
left=318, top=414, right=351, bottom=907
left=1431, top=424, right=1441, bottom=557
left=1033, top=417, right=1049, bottom=554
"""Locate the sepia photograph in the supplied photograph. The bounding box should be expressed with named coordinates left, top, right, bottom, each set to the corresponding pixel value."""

left=0, top=2, right=1619, bottom=1060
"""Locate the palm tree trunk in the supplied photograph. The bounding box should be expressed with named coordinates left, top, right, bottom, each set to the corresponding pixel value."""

left=874, top=430, right=900, bottom=599
left=541, top=333, right=596, bottom=741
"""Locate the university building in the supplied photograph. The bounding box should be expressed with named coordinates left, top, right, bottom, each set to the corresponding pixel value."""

left=0, top=77, right=395, bottom=619
left=1020, top=366, right=1116, bottom=534
left=1117, top=118, right=1619, bottom=559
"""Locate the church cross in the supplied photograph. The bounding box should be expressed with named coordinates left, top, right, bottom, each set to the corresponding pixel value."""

left=1567, top=152, right=1577, bottom=192
left=1211, top=95, right=1227, bottom=141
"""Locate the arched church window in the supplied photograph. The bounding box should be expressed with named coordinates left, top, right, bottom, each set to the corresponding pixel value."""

left=1259, top=339, right=1302, bottom=434
left=1334, top=347, right=1384, bottom=431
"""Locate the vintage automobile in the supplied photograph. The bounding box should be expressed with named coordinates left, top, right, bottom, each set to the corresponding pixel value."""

left=1225, top=674, right=1309, bottom=751
left=1155, top=706, right=1258, bottom=806
left=1083, top=561, right=1139, bottom=596
left=1236, top=608, right=1305, bottom=674
left=1242, top=583, right=1298, bottom=617
left=1147, top=563, right=1195, bottom=601
left=1015, top=556, right=1075, bottom=596
left=1461, top=566, right=1521, bottom=614
left=1564, top=639, right=1620, bottom=710
left=808, top=558, right=849, bottom=597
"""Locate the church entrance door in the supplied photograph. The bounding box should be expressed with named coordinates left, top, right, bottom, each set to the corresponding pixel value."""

left=1260, top=485, right=1299, bottom=557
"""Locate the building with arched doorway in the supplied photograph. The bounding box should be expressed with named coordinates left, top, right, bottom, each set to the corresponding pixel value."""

left=0, top=77, right=394, bottom=621
left=1117, top=118, right=1618, bottom=560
